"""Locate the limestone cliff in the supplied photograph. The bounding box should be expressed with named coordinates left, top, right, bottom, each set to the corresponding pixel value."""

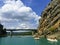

left=38, top=0, right=60, bottom=37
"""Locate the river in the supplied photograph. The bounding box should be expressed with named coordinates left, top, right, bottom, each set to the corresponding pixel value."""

left=0, top=36, right=60, bottom=45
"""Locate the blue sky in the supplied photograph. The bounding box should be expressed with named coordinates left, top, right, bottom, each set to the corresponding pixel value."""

left=21, top=0, right=51, bottom=15
left=0, top=0, right=51, bottom=29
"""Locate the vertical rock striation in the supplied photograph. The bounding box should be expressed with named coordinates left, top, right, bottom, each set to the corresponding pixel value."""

left=38, top=0, right=60, bottom=36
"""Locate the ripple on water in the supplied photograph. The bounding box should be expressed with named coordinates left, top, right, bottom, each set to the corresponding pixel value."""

left=0, top=36, right=60, bottom=45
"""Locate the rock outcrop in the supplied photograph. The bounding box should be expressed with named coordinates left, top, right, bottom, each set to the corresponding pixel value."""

left=38, top=0, right=60, bottom=37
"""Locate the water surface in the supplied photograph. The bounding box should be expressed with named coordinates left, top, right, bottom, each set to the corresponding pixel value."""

left=0, top=36, right=60, bottom=45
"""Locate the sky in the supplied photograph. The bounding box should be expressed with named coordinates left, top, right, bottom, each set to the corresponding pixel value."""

left=0, top=0, right=51, bottom=29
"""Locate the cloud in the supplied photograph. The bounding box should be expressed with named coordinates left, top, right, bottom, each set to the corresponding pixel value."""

left=0, top=0, right=41, bottom=29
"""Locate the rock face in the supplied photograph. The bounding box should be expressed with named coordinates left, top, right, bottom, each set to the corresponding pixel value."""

left=38, top=0, right=60, bottom=36
left=0, top=24, right=7, bottom=36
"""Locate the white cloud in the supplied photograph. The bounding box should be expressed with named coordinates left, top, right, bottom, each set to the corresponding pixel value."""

left=0, top=0, right=41, bottom=29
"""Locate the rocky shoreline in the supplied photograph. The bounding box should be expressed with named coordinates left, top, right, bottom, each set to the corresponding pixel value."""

left=47, top=31, right=60, bottom=40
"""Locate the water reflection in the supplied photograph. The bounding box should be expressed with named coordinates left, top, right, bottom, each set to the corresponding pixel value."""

left=35, top=40, right=40, bottom=45
left=0, top=37, right=2, bottom=45
left=0, top=36, right=60, bottom=45
left=47, top=39, right=59, bottom=45
left=34, top=38, right=59, bottom=45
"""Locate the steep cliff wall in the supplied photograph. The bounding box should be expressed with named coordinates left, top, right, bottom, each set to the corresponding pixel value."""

left=38, top=0, right=60, bottom=35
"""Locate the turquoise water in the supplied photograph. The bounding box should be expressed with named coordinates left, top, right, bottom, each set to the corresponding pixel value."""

left=0, top=36, right=60, bottom=45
